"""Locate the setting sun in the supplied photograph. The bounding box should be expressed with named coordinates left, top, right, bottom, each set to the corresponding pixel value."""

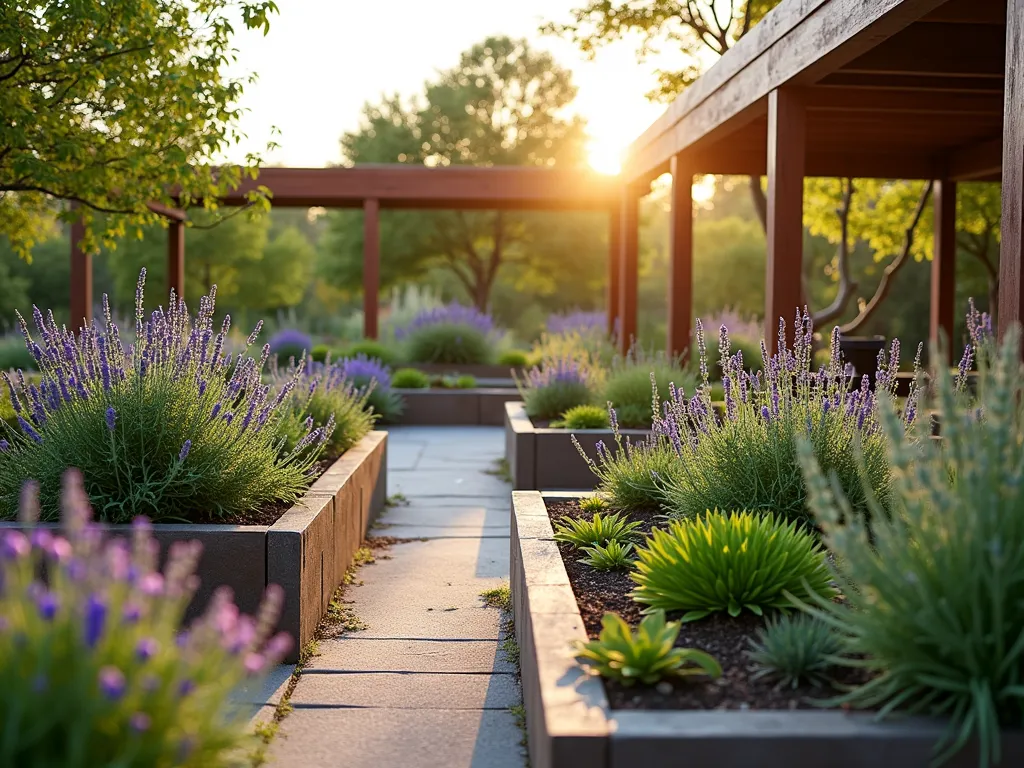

left=587, top=139, right=623, bottom=175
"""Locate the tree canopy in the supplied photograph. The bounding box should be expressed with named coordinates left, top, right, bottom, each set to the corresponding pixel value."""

left=0, top=0, right=278, bottom=258
left=319, top=36, right=603, bottom=311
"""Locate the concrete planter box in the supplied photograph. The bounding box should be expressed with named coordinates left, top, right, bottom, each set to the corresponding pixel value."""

left=504, top=401, right=649, bottom=491
left=394, top=388, right=520, bottom=426
left=1, top=431, right=387, bottom=664
left=408, top=362, right=523, bottom=382
left=511, top=490, right=1023, bottom=768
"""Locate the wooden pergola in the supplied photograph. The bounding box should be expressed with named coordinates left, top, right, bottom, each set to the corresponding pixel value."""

left=69, top=165, right=620, bottom=336
left=613, top=0, right=1020, bottom=357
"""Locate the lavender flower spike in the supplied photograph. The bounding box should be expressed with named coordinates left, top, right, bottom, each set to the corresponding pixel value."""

left=178, top=440, right=192, bottom=463
left=105, top=406, right=117, bottom=432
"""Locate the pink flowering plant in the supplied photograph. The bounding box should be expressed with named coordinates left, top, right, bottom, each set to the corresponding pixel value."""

left=0, top=270, right=330, bottom=523
left=0, top=470, right=292, bottom=766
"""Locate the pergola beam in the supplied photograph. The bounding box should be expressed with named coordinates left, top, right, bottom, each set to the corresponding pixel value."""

left=840, top=22, right=1007, bottom=78
left=70, top=216, right=92, bottom=328
left=947, top=137, right=1004, bottom=181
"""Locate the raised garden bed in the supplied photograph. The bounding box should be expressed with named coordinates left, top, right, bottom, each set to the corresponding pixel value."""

left=407, top=362, right=522, bottom=382
left=511, top=490, right=1024, bottom=768
left=394, top=388, right=520, bottom=426
left=504, top=401, right=649, bottom=491
left=0, top=431, right=387, bottom=664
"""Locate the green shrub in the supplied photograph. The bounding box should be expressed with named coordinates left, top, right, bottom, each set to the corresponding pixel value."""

left=403, top=323, right=492, bottom=365
left=344, top=339, right=400, bottom=367
left=0, top=336, right=35, bottom=371
left=575, top=430, right=680, bottom=511
left=392, top=368, right=431, bottom=389
left=747, top=614, right=844, bottom=689
left=310, top=343, right=332, bottom=363
left=631, top=510, right=836, bottom=621
left=796, top=327, right=1023, bottom=767
left=557, top=404, right=609, bottom=430
left=497, top=349, right=529, bottom=367
left=574, top=610, right=721, bottom=686
left=277, top=362, right=376, bottom=458
left=603, top=358, right=696, bottom=429
left=518, top=356, right=594, bottom=421
left=552, top=511, right=643, bottom=549
left=579, top=540, right=635, bottom=570
left=579, top=495, right=608, bottom=513
left=0, top=470, right=293, bottom=766
left=0, top=274, right=326, bottom=523
left=455, top=374, right=477, bottom=389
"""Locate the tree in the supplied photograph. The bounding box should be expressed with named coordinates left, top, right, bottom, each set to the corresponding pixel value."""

left=235, top=225, right=315, bottom=311
left=0, top=0, right=278, bottom=258
left=319, top=36, right=595, bottom=312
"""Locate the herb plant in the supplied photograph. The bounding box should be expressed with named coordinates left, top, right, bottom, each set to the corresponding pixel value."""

left=631, top=510, right=836, bottom=620
left=0, top=272, right=328, bottom=523
left=392, top=368, right=431, bottom=389
left=552, top=510, right=643, bottom=549
left=574, top=610, right=721, bottom=686
left=579, top=540, right=635, bottom=570
left=399, top=305, right=494, bottom=365
left=579, top=495, right=608, bottom=513
left=0, top=470, right=293, bottom=767
left=747, top=613, right=844, bottom=689
left=556, top=404, right=609, bottom=430
left=518, top=355, right=594, bottom=421
left=602, top=352, right=695, bottom=429
left=338, top=353, right=403, bottom=423
left=797, top=327, right=1024, bottom=768
left=266, top=328, right=311, bottom=365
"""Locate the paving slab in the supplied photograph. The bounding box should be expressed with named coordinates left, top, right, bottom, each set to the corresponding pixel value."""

left=374, top=504, right=509, bottom=530
left=382, top=495, right=510, bottom=510
left=306, top=637, right=515, bottom=674
left=386, top=440, right=425, bottom=470
left=270, top=708, right=525, bottom=768
left=290, top=671, right=519, bottom=708
left=358, top=538, right=510, bottom=583
left=390, top=468, right=511, bottom=498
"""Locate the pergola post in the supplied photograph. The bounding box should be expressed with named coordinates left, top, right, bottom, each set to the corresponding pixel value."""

left=70, top=215, right=92, bottom=328
left=931, top=180, right=957, bottom=359
left=999, top=0, right=1024, bottom=341
left=607, top=204, right=622, bottom=338
left=168, top=219, right=185, bottom=301
left=667, top=154, right=694, bottom=361
left=765, top=88, right=806, bottom=354
left=618, top=186, right=640, bottom=354
left=363, top=198, right=381, bottom=340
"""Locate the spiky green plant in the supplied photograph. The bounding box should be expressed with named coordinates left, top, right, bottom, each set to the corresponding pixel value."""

left=796, top=325, right=1023, bottom=768
left=579, top=540, right=635, bottom=570
left=574, top=610, right=721, bottom=686
left=557, top=404, right=610, bottom=430
left=579, top=495, right=608, bottom=513
left=631, top=510, right=836, bottom=621
left=552, top=511, right=643, bottom=549
left=747, top=613, right=844, bottom=689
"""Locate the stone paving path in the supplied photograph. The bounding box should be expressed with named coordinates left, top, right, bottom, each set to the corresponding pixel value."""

left=266, top=426, right=526, bottom=768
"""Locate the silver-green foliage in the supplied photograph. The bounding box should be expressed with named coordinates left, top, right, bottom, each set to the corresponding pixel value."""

left=747, top=613, right=844, bottom=689
left=574, top=610, right=722, bottom=686
left=574, top=420, right=679, bottom=512
left=798, top=328, right=1024, bottom=767
left=631, top=510, right=836, bottom=621
left=552, top=511, right=643, bottom=549
left=578, top=540, right=635, bottom=570
left=602, top=354, right=696, bottom=429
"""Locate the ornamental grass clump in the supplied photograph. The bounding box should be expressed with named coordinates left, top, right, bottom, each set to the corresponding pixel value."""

left=552, top=510, right=643, bottom=549
left=0, top=271, right=328, bottom=523
left=574, top=610, right=721, bottom=686
left=657, top=311, right=914, bottom=528
left=399, top=304, right=494, bottom=365
left=631, top=510, right=836, bottom=621
left=337, top=353, right=403, bottom=424
left=0, top=470, right=292, bottom=767
left=274, top=359, right=376, bottom=458
left=796, top=327, right=1024, bottom=768
left=517, top=355, right=595, bottom=421
left=603, top=349, right=696, bottom=428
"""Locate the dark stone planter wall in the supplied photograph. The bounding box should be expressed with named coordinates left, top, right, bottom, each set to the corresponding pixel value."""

left=504, top=402, right=649, bottom=491
left=393, top=389, right=520, bottom=426
left=0, top=431, right=388, bottom=663
left=511, top=490, right=1024, bottom=768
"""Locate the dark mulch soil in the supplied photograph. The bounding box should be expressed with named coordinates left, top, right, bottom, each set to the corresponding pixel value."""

left=547, top=500, right=869, bottom=712
left=169, top=454, right=338, bottom=527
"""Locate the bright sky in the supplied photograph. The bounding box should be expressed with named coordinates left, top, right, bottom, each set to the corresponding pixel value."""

left=227, top=0, right=673, bottom=175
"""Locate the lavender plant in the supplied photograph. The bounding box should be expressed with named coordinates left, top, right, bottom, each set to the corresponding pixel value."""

left=546, top=310, right=606, bottom=337
left=273, top=359, right=376, bottom=458
left=0, top=470, right=292, bottom=766
left=0, top=270, right=329, bottom=523
left=517, top=355, right=595, bottom=421
left=337, top=353, right=403, bottom=423
left=797, top=328, right=1024, bottom=768
left=398, top=304, right=494, bottom=365
left=266, top=328, right=312, bottom=365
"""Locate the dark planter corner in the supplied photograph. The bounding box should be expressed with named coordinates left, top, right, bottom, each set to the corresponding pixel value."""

left=395, top=388, right=520, bottom=426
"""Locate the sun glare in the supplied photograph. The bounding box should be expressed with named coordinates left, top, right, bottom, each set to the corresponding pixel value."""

left=587, top=139, right=623, bottom=175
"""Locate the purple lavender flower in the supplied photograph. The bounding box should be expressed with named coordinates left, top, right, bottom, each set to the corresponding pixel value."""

left=135, top=637, right=159, bottom=661
left=546, top=310, right=605, bottom=336
left=36, top=590, right=58, bottom=621
left=17, top=416, right=42, bottom=444
left=397, top=304, right=494, bottom=339
left=84, top=594, right=107, bottom=647
left=105, top=406, right=116, bottom=432
left=267, top=328, right=311, bottom=358
left=524, top=356, right=589, bottom=390
left=339, top=354, right=392, bottom=390
left=130, top=712, right=152, bottom=733
left=1, top=531, right=30, bottom=560
left=178, top=440, right=192, bottom=462
left=178, top=679, right=196, bottom=698
left=761, top=405, right=771, bottom=422
left=123, top=603, right=142, bottom=624
left=98, top=666, right=126, bottom=700
left=0, top=440, right=8, bottom=452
